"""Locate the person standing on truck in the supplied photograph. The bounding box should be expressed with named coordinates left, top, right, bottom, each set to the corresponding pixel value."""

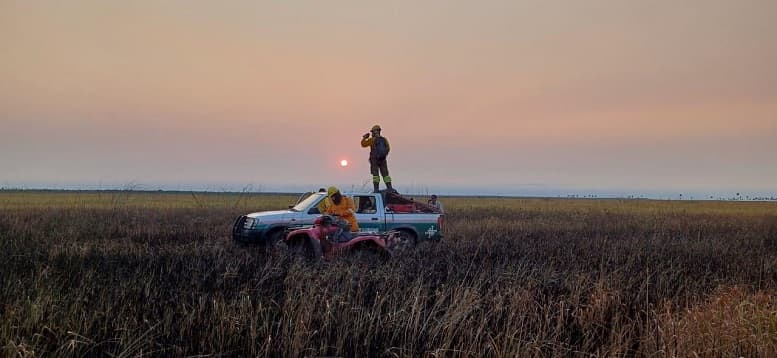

left=318, top=186, right=359, bottom=241
left=361, top=124, right=394, bottom=193
left=428, top=194, right=444, bottom=213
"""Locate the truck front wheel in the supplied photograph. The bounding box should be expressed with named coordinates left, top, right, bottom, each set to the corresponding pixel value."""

left=283, top=235, right=318, bottom=260
left=266, top=228, right=287, bottom=246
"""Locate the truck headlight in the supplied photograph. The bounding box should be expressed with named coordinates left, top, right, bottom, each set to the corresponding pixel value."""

left=243, top=217, right=256, bottom=229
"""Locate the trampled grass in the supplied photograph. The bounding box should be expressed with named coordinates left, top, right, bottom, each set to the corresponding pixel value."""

left=1, top=191, right=776, bottom=356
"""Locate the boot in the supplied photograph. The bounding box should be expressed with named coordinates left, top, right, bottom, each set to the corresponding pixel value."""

left=373, top=182, right=380, bottom=193
left=386, top=181, right=394, bottom=193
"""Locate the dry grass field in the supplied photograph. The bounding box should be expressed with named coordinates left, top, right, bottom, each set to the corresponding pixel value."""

left=2, top=191, right=776, bottom=356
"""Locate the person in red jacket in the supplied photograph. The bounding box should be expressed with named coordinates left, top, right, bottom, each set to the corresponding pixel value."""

left=361, top=124, right=394, bottom=193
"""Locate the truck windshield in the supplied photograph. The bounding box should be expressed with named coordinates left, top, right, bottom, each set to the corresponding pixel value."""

left=290, top=193, right=324, bottom=212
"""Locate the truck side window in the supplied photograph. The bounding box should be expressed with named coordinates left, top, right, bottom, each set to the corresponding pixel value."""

left=357, top=196, right=376, bottom=214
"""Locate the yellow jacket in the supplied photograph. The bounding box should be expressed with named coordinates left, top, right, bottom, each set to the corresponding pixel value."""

left=319, top=196, right=359, bottom=232
left=317, top=197, right=330, bottom=214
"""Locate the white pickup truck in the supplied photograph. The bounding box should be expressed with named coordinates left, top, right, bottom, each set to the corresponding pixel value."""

left=232, top=191, right=444, bottom=246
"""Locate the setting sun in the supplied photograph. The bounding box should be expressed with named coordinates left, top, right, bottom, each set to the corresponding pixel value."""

left=340, top=159, right=348, bottom=167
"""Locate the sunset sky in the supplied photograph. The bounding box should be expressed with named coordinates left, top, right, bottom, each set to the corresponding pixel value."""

left=2, top=1, right=776, bottom=196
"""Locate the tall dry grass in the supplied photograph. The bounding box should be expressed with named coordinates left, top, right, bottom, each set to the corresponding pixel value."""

left=1, top=191, right=776, bottom=356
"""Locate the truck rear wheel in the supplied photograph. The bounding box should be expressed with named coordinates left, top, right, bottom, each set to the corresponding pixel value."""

left=388, top=229, right=417, bottom=254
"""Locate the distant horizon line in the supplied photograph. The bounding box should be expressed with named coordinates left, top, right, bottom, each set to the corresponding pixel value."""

left=1, top=183, right=776, bottom=201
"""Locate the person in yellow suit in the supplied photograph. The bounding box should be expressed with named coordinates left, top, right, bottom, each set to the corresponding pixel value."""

left=361, top=124, right=394, bottom=193
left=317, top=186, right=359, bottom=242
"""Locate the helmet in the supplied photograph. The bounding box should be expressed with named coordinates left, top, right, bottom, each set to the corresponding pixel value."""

left=327, top=186, right=339, bottom=197
left=371, top=125, right=381, bottom=132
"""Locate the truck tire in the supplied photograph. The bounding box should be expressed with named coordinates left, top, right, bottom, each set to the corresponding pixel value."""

left=349, top=242, right=390, bottom=263
left=261, top=228, right=287, bottom=253
left=388, top=229, right=417, bottom=254
left=284, top=234, right=317, bottom=260
left=266, top=228, right=286, bottom=246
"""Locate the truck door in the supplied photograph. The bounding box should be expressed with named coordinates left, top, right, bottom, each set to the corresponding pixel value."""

left=353, top=195, right=384, bottom=233
left=296, top=194, right=326, bottom=227
left=300, top=195, right=324, bottom=225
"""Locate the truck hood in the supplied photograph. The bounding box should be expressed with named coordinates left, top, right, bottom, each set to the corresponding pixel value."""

left=246, top=210, right=290, bottom=221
